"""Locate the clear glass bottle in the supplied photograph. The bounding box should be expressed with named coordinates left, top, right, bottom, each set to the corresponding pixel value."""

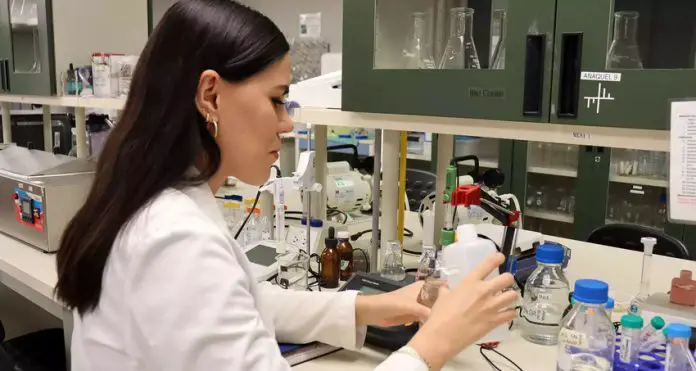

left=606, top=11, right=644, bottom=69
left=489, top=9, right=507, bottom=70
left=416, top=246, right=437, bottom=281
left=556, top=279, right=615, bottom=371
left=403, top=12, right=436, bottom=69
left=439, top=7, right=480, bottom=70
left=664, top=323, right=695, bottom=371
left=417, top=255, right=447, bottom=311
left=381, top=240, right=406, bottom=281
left=520, top=244, right=570, bottom=345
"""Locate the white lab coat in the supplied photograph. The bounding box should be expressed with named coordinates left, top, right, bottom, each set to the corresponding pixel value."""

left=70, top=183, right=427, bottom=371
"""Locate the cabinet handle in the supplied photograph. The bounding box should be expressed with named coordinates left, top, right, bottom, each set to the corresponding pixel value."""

left=4, top=60, right=10, bottom=92
left=522, top=34, right=546, bottom=117
left=0, top=60, right=5, bottom=92
left=557, top=33, right=584, bottom=118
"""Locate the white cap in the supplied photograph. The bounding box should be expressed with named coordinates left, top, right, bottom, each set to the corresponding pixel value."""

left=456, top=224, right=478, bottom=242
left=640, top=237, right=657, bottom=256
left=337, top=231, right=351, bottom=239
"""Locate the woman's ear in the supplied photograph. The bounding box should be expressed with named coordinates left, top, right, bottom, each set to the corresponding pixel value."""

left=195, top=69, right=221, bottom=119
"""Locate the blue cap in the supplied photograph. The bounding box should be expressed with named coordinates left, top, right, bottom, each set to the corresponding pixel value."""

left=605, top=297, right=615, bottom=310
left=666, top=323, right=692, bottom=339
left=535, top=243, right=565, bottom=264
left=355, top=135, right=369, bottom=140
left=338, top=134, right=352, bottom=139
left=573, top=279, right=609, bottom=304
left=300, top=217, right=323, bottom=228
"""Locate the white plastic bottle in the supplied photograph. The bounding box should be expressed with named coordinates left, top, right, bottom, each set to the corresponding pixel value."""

left=442, top=224, right=508, bottom=342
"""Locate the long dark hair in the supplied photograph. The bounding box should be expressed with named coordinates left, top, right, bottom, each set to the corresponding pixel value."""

left=55, top=0, right=289, bottom=315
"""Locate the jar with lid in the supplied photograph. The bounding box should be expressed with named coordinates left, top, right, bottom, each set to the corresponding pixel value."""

left=320, top=227, right=340, bottom=288
left=337, top=231, right=354, bottom=281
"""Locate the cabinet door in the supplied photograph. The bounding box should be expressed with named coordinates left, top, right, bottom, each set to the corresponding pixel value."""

left=551, top=0, right=696, bottom=130
left=343, top=0, right=556, bottom=122
left=5, top=0, right=54, bottom=95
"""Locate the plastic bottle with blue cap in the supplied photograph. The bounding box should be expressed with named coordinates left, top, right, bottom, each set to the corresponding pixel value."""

left=557, top=279, right=616, bottom=371
left=605, top=297, right=615, bottom=320
left=520, top=243, right=570, bottom=345
left=665, top=323, right=696, bottom=371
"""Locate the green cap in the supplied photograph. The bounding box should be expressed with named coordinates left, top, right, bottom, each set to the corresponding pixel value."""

left=621, top=314, right=644, bottom=329
left=651, top=316, right=665, bottom=330
left=570, top=297, right=576, bottom=305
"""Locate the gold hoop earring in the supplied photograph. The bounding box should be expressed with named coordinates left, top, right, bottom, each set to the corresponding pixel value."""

left=209, top=119, right=219, bottom=138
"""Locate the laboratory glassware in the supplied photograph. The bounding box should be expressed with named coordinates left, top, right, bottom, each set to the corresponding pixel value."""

left=337, top=231, right=354, bottom=281
left=617, top=314, right=642, bottom=366
left=628, top=237, right=656, bottom=314
left=320, top=227, right=340, bottom=289
left=403, top=12, right=436, bottom=69
left=415, top=246, right=437, bottom=281
left=489, top=9, right=507, bottom=70
left=417, top=251, right=447, bottom=310
left=381, top=240, right=406, bottom=281
left=557, top=279, right=615, bottom=371
left=664, top=323, right=696, bottom=371
left=439, top=7, right=481, bottom=70
left=639, top=316, right=666, bottom=351
left=606, top=11, right=644, bottom=69
left=605, top=298, right=614, bottom=319
left=520, top=244, right=570, bottom=345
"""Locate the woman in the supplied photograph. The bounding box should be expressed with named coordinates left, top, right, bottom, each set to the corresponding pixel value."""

left=55, top=1, right=518, bottom=370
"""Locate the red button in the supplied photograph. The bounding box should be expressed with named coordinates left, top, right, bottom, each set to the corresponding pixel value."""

left=12, top=193, right=18, bottom=200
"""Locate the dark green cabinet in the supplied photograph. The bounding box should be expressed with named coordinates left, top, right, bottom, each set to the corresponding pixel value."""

left=0, top=0, right=55, bottom=95
left=343, top=0, right=696, bottom=130
left=342, top=0, right=557, bottom=122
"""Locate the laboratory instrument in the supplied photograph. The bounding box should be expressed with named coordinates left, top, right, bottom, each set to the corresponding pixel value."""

left=336, top=231, right=354, bottom=280
left=489, top=9, right=506, bottom=70
left=617, top=314, right=643, bottom=366
left=381, top=240, right=406, bottom=281
left=664, top=323, right=696, bottom=371
left=557, top=279, right=615, bottom=371
left=339, top=271, right=418, bottom=350
left=319, top=227, right=340, bottom=288
left=287, top=70, right=342, bottom=109
left=403, top=12, right=435, bottom=69
left=0, top=145, right=95, bottom=252
left=606, top=11, right=644, bottom=69
left=640, top=316, right=666, bottom=352
left=520, top=243, right=570, bottom=346
left=439, top=7, right=480, bottom=69
left=629, top=236, right=656, bottom=314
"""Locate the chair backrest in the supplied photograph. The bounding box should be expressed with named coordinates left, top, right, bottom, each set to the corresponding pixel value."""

left=587, top=223, right=690, bottom=259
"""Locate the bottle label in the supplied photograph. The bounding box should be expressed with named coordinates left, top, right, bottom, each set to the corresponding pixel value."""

left=521, top=291, right=563, bottom=325
left=340, top=260, right=350, bottom=271
left=619, top=334, right=633, bottom=363
left=558, top=328, right=589, bottom=348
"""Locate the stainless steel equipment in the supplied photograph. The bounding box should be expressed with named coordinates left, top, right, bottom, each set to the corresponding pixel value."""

left=0, top=146, right=95, bottom=252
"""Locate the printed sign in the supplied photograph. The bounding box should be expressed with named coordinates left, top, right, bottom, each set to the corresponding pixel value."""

left=584, top=82, right=614, bottom=114
left=581, top=71, right=622, bottom=82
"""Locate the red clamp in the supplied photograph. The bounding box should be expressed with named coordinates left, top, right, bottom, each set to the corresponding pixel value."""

left=508, top=210, right=521, bottom=225
left=451, top=184, right=481, bottom=206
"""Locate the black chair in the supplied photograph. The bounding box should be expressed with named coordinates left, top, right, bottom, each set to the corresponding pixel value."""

left=0, top=320, right=67, bottom=371
left=587, top=223, right=690, bottom=260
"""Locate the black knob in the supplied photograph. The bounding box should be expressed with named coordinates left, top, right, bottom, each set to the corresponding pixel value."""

left=481, top=168, right=505, bottom=188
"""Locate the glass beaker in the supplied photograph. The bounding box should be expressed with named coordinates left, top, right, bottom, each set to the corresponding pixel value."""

left=606, top=11, right=644, bottom=69
left=439, top=7, right=480, bottom=70
left=403, top=12, right=436, bottom=69
left=490, top=9, right=507, bottom=70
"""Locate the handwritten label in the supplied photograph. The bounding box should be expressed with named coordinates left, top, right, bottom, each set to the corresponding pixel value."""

left=581, top=71, right=622, bottom=82
left=572, top=132, right=592, bottom=140
left=559, top=328, right=589, bottom=348
left=619, top=335, right=633, bottom=363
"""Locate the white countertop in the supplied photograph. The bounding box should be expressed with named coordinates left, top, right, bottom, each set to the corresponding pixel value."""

left=1, top=230, right=695, bottom=369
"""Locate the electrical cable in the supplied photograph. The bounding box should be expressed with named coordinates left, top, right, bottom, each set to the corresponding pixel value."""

left=234, top=189, right=260, bottom=240
left=350, top=228, right=414, bottom=242
left=353, top=248, right=370, bottom=273
left=479, top=344, right=524, bottom=371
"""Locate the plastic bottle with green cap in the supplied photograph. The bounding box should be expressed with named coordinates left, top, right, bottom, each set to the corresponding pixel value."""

left=639, top=316, right=666, bottom=351
left=618, top=314, right=643, bottom=365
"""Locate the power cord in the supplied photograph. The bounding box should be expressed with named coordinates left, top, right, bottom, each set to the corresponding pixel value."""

left=479, top=344, right=524, bottom=371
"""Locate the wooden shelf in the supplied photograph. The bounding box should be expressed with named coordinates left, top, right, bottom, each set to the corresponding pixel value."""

left=528, top=166, right=578, bottom=178
left=526, top=209, right=574, bottom=223
left=609, top=174, right=668, bottom=188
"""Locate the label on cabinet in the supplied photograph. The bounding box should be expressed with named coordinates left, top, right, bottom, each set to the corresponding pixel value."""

left=299, top=13, right=321, bottom=39
left=580, top=71, right=622, bottom=82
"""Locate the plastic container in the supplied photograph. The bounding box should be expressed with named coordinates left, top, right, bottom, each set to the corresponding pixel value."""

left=557, top=279, right=616, bottom=371
left=618, top=314, right=643, bottom=365
left=640, top=316, right=666, bottom=352
left=520, top=243, right=570, bottom=345
left=605, top=298, right=615, bottom=320
left=664, top=323, right=694, bottom=371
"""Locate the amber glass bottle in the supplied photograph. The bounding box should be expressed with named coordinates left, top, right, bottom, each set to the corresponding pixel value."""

left=320, top=227, right=340, bottom=288
left=337, top=231, right=354, bottom=281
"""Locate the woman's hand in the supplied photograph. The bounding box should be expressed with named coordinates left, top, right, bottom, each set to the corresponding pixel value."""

left=407, top=253, right=518, bottom=370
left=355, top=281, right=430, bottom=327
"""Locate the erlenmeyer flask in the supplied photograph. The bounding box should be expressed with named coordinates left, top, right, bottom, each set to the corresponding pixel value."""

left=403, top=12, right=436, bottom=69
left=490, top=9, right=507, bottom=70
left=439, top=7, right=480, bottom=70
left=606, top=11, right=643, bottom=69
